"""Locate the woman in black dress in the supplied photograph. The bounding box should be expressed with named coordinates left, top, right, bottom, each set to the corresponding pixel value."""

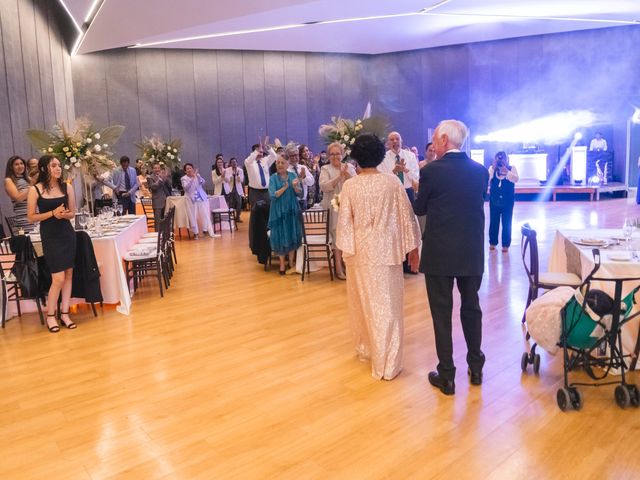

left=27, top=155, right=77, bottom=332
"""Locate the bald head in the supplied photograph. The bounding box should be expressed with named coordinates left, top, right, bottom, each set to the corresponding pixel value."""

left=432, top=120, right=468, bottom=159
left=387, top=131, right=402, bottom=153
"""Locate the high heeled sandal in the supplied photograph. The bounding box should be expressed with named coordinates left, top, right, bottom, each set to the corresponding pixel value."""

left=46, top=314, right=60, bottom=333
left=59, top=312, right=77, bottom=329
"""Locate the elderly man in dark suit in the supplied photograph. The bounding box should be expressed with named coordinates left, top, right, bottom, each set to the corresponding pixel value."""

left=146, top=163, right=173, bottom=226
left=414, top=119, right=489, bottom=395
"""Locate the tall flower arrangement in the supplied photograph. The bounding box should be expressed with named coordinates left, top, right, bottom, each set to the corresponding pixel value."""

left=138, top=135, right=182, bottom=170
left=318, top=115, right=388, bottom=157
left=25, top=118, right=124, bottom=178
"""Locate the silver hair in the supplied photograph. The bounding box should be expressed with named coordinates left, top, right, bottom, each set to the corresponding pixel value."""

left=436, top=120, right=468, bottom=149
left=283, top=143, right=299, bottom=158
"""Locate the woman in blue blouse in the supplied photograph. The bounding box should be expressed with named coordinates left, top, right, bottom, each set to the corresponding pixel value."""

left=268, top=156, right=303, bottom=275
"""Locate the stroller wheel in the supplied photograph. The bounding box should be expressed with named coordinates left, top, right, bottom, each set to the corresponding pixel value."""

left=532, top=354, right=541, bottom=374
left=521, top=352, right=529, bottom=372
left=557, top=388, right=571, bottom=412
left=569, top=387, right=583, bottom=410
left=615, top=385, right=631, bottom=409
left=626, top=384, right=640, bottom=407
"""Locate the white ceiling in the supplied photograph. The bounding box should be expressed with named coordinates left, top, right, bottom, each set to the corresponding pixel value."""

left=60, top=0, right=640, bottom=55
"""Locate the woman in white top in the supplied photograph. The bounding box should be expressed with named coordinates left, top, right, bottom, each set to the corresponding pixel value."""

left=320, top=142, right=356, bottom=280
left=181, top=163, right=217, bottom=239
left=211, top=156, right=230, bottom=196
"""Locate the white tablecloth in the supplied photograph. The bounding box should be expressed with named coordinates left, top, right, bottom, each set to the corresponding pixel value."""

left=165, top=195, right=227, bottom=230
left=549, top=228, right=640, bottom=361
left=7, top=215, right=148, bottom=319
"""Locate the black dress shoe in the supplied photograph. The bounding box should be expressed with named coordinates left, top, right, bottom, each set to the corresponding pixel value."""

left=428, top=371, right=455, bottom=395
left=468, top=368, right=482, bottom=386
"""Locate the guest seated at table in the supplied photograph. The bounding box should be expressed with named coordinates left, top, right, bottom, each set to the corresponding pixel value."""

left=27, top=155, right=77, bottom=333
left=112, top=156, right=139, bottom=215
left=226, top=157, right=244, bottom=223
left=181, top=163, right=217, bottom=239
left=147, top=163, right=172, bottom=226
left=488, top=151, right=519, bottom=252
left=26, top=157, right=39, bottom=185
left=211, top=156, right=229, bottom=196
left=268, top=156, right=303, bottom=275
left=4, top=155, right=33, bottom=233
left=320, top=142, right=356, bottom=280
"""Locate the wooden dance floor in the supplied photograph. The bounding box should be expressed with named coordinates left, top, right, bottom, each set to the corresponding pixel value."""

left=1, top=198, right=639, bottom=479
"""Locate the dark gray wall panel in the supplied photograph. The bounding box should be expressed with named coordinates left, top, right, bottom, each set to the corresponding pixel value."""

left=322, top=55, right=343, bottom=126
left=193, top=50, right=221, bottom=170
left=71, top=53, right=108, bottom=126
left=34, top=0, right=56, bottom=130
left=136, top=49, right=170, bottom=140
left=282, top=52, right=308, bottom=145
left=216, top=51, right=246, bottom=162
left=304, top=55, right=325, bottom=152
left=165, top=50, right=198, bottom=168
left=18, top=0, right=44, bottom=132
left=47, top=0, right=68, bottom=126
left=241, top=51, right=266, bottom=154
left=263, top=52, right=286, bottom=145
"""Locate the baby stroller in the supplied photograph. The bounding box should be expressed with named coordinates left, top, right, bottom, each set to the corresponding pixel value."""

left=522, top=249, right=640, bottom=411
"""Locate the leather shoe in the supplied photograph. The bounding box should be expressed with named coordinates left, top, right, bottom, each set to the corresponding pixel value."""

left=428, top=371, right=455, bottom=395
left=468, top=368, right=482, bottom=386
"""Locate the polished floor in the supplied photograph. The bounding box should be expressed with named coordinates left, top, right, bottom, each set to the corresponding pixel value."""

left=1, top=197, right=640, bottom=479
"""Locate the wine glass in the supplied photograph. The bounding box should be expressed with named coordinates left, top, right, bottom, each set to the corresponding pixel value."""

left=115, top=203, right=123, bottom=217
left=78, top=214, right=88, bottom=230
left=623, top=217, right=633, bottom=250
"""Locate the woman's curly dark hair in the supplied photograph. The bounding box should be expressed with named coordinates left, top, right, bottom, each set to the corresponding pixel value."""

left=349, top=134, right=385, bottom=169
left=5, top=155, right=27, bottom=184
left=36, top=155, right=66, bottom=193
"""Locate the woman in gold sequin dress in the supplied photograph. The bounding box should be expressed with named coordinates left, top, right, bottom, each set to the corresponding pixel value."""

left=336, top=134, right=421, bottom=380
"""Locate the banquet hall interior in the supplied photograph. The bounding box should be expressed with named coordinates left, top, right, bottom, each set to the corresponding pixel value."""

left=2, top=1, right=640, bottom=478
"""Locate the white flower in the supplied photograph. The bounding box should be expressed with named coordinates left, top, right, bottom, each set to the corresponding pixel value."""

left=350, top=137, right=355, bottom=144
left=70, top=157, right=77, bottom=163
left=343, top=135, right=349, bottom=141
left=103, top=143, right=108, bottom=148
left=94, top=145, right=102, bottom=152
left=94, top=133, right=101, bottom=139
left=86, top=138, right=92, bottom=143
left=64, top=165, right=70, bottom=170
left=173, top=148, right=177, bottom=153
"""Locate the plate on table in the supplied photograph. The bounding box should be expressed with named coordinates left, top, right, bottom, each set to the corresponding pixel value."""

left=121, top=214, right=138, bottom=219
left=609, top=252, right=633, bottom=262
left=574, top=238, right=607, bottom=247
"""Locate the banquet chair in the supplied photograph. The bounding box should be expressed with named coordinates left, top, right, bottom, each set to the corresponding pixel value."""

left=520, top=223, right=582, bottom=323
left=140, top=198, right=155, bottom=230
left=211, top=195, right=236, bottom=233
left=124, top=217, right=169, bottom=297
left=301, top=209, right=333, bottom=281
left=0, top=237, right=45, bottom=328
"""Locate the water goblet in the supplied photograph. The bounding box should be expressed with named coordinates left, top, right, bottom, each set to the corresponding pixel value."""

left=78, top=214, right=88, bottom=230
left=623, top=217, right=633, bottom=250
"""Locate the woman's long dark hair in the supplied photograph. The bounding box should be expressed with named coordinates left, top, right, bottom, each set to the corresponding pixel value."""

left=36, top=155, right=66, bottom=193
left=214, top=158, right=225, bottom=176
left=5, top=155, right=27, bottom=184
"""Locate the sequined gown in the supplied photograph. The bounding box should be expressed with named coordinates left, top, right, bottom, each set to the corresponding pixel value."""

left=336, top=172, right=421, bottom=380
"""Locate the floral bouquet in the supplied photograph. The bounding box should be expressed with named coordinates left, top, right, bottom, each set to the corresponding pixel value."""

left=330, top=193, right=340, bottom=212
left=318, top=114, right=388, bottom=157
left=138, top=135, right=182, bottom=170
left=26, top=118, right=124, bottom=178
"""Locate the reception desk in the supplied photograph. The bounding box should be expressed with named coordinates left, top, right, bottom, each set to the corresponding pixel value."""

left=508, top=153, right=547, bottom=184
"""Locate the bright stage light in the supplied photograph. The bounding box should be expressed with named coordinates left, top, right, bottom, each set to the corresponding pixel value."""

left=475, top=110, right=600, bottom=145
left=573, top=132, right=583, bottom=141
left=632, top=106, right=640, bottom=124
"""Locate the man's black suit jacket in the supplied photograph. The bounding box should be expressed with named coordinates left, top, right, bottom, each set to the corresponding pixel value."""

left=414, top=151, right=489, bottom=277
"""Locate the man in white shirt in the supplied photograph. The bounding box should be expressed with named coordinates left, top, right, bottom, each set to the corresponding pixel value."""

left=589, top=132, right=607, bottom=151
left=225, top=157, right=245, bottom=223
left=285, top=143, right=314, bottom=211
left=378, top=131, right=420, bottom=205
left=244, top=141, right=277, bottom=206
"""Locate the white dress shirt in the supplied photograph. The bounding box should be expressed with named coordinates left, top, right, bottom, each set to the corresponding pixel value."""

left=244, top=148, right=277, bottom=189
left=589, top=138, right=607, bottom=151
left=211, top=169, right=231, bottom=195
left=287, top=163, right=315, bottom=200
left=378, top=149, right=419, bottom=189
left=225, top=166, right=245, bottom=197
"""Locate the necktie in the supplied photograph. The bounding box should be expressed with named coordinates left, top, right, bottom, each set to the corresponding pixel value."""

left=124, top=168, right=131, bottom=191
left=257, top=159, right=266, bottom=187
left=396, top=154, right=404, bottom=185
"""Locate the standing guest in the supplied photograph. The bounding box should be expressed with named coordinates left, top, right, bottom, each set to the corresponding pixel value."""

left=318, top=150, right=329, bottom=167
left=418, top=142, right=437, bottom=169
left=226, top=157, right=245, bottom=223
left=26, top=157, right=39, bottom=185
left=411, top=146, right=424, bottom=162
left=285, top=143, right=314, bottom=211
left=181, top=163, right=218, bottom=239
left=4, top=155, right=32, bottom=233
left=336, top=134, right=421, bottom=380
left=26, top=155, right=77, bottom=333
left=211, top=156, right=230, bottom=196
left=414, top=119, right=489, bottom=396
left=147, top=163, right=172, bottom=226
left=135, top=158, right=144, bottom=176
left=91, top=172, right=116, bottom=215
left=299, top=144, right=312, bottom=169
left=212, top=153, right=224, bottom=171
left=488, top=151, right=519, bottom=252
left=245, top=141, right=277, bottom=206
left=111, top=156, right=139, bottom=214
left=268, top=156, right=303, bottom=275
left=589, top=132, right=607, bottom=151
left=319, top=142, right=356, bottom=280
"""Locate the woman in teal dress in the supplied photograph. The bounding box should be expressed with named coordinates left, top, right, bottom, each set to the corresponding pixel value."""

left=268, top=156, right=303, bottom=275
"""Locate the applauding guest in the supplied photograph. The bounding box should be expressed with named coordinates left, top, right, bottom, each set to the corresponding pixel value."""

left=181, top=163, right=218, bottom=239
left=27, top=155, right=77, bottom=333
left=147, top=163, right=173, bottom=226
left=225, top=157, right=245, bottom=223
left=336, top=134, right=421, bottom=380
left=245, top=140, right=277, bottom=206
left=26, top=157, right=39, bottom=185
left=319, top=142, right=356, bottom=280
left=268, top=156, right=303, bottom=275
left=285, top=143, right=314, bottom=211
left=211, top=155, right=229, bottom=196
left=4, top=155, right=32, bottom=233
